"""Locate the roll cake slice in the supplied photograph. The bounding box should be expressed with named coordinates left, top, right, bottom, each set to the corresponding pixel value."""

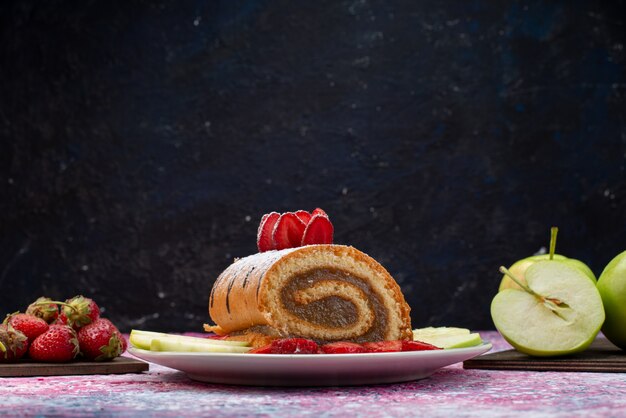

left=205, top=244, right=412, bottom=346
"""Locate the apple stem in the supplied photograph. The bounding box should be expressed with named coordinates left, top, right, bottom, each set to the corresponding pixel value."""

left=549, top=227, right=558, bottom=260
left=499, top=266, right=538, bottom=296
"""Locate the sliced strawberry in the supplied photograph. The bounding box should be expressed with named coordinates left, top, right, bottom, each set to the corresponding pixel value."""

left=247, top=344, right=273, bottom=354
left=272, top=213, right=307, bottom=250
left=257, top=212, right=280, bottom=252
left=270, top=338, right=319, bottom=354
left=362, top=341, right=403, bottom=353
left=206, top=334, right=229, bottom=340
left=301, top=214, right=334, bottom=246
left=321, top=341, right=366, bottom=354
left=311, top=208, right=329, bottom=218
left=402, top=340, right=442, bottom=351
left=294, top=210, right=312, bottom=224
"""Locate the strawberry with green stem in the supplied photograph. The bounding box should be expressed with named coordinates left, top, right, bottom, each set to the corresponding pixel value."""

left=0, top=323, right=28, bottom=362
left=4, top=313, right=49, bottom=343
left=29, top=325, right=80, bottom=362
left=32, top=295, right=100, bottom=329
left=78, top=318, right=125, bottom=361
left=25, top=297, right=59, bottom=324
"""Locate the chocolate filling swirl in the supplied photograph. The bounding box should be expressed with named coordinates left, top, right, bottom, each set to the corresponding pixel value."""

left=280, top=268, right=388, bottom=342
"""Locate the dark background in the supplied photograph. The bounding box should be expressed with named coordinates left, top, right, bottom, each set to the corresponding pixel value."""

left=1, top=1, right=624, bottom=332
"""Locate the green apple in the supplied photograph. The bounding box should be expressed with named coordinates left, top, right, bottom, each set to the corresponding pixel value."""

left=129, top=329, right=249, bottom=351
left=412, top=327, right=481, bottom=349
left=412, top=327, right=470, bottom=338
left=499, top=228, right=595, bottom=291
left=597, top=250, right=626, bottom=350
left=423, top=333, right=482, bottom=349
left=150, top=338, right=251, bottom=353
left=491, top=261, right=604, bottom=356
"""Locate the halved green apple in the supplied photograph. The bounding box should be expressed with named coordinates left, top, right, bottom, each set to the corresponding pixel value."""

left=492, top=261, right=604, bottom=356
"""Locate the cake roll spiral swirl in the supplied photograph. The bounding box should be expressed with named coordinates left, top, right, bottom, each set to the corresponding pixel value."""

left=207, top=245, right=412, bottom=344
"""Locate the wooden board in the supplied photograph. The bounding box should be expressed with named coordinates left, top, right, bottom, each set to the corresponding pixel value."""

left=463, top=338, right=626, bottom=373
left=0, top=357, right=149, bottom=377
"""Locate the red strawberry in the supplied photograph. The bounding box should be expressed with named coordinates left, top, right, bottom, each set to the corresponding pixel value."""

left=4, top=313, right=49, bottom=343
left=54, top=312, right=69, bottom=326
left=0, top=324, right=28, bottom=362
left=311, top=208, right=329, bottom=218
left=257, top=212, right=280, bottom=252
left=272, top=213, right=307, bottom=250
left=362, top=341, right=403, bottom=353
left=62, top=296, right=100, bottom=328
left=77, top=318, right=124, bottom=361
left=294, top=210, right=312, bottom=224
left=25, top=297, right=59, bottom=324
left=301, top=214, right=334, bottom=246
left=402, top=340, right=441, bottom=351
left=250, top=338, right=319, bottom=354
left=29, top=325, right=79, bottom=362
left=206, top=334, right=229, bottom=340
left=321, top=341, right=367, bottom=354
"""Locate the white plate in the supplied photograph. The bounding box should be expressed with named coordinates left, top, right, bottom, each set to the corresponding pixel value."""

left=128, top=342, right=492, bottom=386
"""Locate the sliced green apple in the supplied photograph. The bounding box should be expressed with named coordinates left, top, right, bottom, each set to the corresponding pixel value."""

left=129, top=329, right=249, bottom=350
left=412, top=327, right=470, bottom=338
left=492, top=261, right=604, bottom=356
left=417, top=334, right=482, bottom=349
left=412, top=327, right=481, bottom=349
left=150, top=338, right=251, bottom=353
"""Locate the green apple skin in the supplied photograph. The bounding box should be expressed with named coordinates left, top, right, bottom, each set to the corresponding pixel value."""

left=499, top=254, right=595, bottom=292
left=412, top=327, right=481, bottom=349
left=562, top=259, right=596, bottom=283
left=415, top=333, right=482, bottom=349
left=597, top=251, right=626, bottom=350
left=492, top=260, right=605, bottom=357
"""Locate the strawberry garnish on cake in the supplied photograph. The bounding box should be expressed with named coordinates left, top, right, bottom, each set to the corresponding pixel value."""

left=301, top=214, right=334, bottom=246
left=256, top=208, right=334, bottom=252
left=256, top=212, right=280, bottom=252
left=272, top=212, right=307, bottom=250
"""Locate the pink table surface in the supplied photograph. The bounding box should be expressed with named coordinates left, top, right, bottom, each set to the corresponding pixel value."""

left=1, top=331, right=625, bottom=417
